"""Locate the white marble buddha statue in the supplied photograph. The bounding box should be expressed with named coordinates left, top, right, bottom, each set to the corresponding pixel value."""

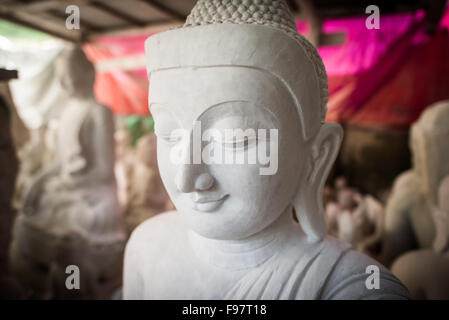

left=124, top=0, right=409, bottom=300
left=10, top=47, right=126, bottom=299
left=382, top=100, right=449, bottom=266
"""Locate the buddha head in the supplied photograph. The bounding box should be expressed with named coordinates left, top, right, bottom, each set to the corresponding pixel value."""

left=56, top=46, right=95, bottom=99
left=145, top=0, right=342, bottom=242
left=410, top=100, right=449, bottom=205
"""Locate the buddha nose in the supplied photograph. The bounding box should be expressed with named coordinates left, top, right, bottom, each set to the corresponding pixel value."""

left=175, top=165, right=214, bottom=193
left=174, top=126, right=214, bottom=193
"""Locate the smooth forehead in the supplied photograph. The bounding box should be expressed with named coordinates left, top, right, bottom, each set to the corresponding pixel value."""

left=148, top=66, right=300, bottom=125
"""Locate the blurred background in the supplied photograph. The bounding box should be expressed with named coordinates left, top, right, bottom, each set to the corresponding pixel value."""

left=0, top=0, right=449, bottom=300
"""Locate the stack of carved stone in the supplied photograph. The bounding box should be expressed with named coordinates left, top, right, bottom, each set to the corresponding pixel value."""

left=382, top=100, right=449, bottom=264
left=382, top=101, right=449, bottom=299
left=9, top=48, right=126, bottom=299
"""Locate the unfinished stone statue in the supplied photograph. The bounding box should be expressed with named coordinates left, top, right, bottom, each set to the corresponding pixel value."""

left=325, top=177, right=360, bottom=237
left=124, top=133, right=172, bottom=236
left=391, top=175, right=449, bottom=299
left=324, top=177, right=384, bottom=255
left=124, top=0, right=409, bottom=300
left=10, top=47, right=126, bottom=299
left=337, top=195, right=384, bottom=255
left=382, top=100, right=449, bottom=266
left=13, top=124, right=58, bottom=210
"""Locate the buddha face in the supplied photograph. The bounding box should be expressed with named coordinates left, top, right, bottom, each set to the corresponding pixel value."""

left=149, top=67, right=310, bottom=240
left=56, top=48, right=95, bottom=98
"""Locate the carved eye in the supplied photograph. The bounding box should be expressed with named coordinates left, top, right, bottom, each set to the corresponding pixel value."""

left=153, top=110, right=183, bottom=146
left=223, top=135, right=257, bottom=151
left=155, top=124, right=186, bottom=146
left=158, top=132, right=184, bottom=146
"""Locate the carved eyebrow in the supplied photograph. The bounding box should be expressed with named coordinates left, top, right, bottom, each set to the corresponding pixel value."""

left=197, top=100, right=279, bottom=129
left=193, top=100, right=249, bottom=121
left=150, top=103, right=183, bottom=131
left=149, top=102, right=169, bottom=113
left=149, top=103, right=177, bottom=118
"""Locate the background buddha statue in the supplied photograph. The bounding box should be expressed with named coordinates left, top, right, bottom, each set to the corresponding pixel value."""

left=124, top=0, right=409, bottom=300
left=391, top=175, right=449, bottom=299
left=10, top=47, right=126, bottom=299
left=382, top=100, right=449, bottom=266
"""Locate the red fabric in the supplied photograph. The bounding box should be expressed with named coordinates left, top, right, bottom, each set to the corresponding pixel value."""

left=83, top=37, right=149, bottom=115
left=325, top=8, right=449, bottom=130
left=341, top=29, right=449, bottom=129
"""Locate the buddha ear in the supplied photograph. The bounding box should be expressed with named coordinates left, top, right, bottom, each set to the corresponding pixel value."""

left=293, top=122, right=343, bottom=243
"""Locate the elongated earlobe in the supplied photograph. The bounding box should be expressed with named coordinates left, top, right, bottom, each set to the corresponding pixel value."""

left=293, top=122, right=343, bottom=243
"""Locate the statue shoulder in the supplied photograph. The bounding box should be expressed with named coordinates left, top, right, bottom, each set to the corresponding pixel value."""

left=385, top=170, right=423, bottom=212
left=320, top=245, right=410, bottom=299
left=391, top=170, right=419, bottom=196
left=128, top=211, right=182, bottom=245
left=123, top=211, right=184, bottom=298
left=126, top=211, right=186, bottom=257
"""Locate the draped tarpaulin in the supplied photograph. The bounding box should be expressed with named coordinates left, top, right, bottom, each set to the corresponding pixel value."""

left=321, top=8, right=449, bottom=130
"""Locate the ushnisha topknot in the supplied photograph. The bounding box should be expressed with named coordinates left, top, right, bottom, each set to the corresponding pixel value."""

left=183, top=0, right=329, bottom=124
left=145, top=0, right=328, bottom=140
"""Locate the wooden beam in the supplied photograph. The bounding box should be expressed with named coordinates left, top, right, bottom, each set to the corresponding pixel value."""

left=142, top=0, right=186, bottom=21
left=89, top=1, right=146, bottom=27
left=45, top=7, right=103, bottom=33
left=0, top=10, right=80, bottom=42
left=86, top=20, right=182, bottom=41
left=4, top=0, right=91, bottom=13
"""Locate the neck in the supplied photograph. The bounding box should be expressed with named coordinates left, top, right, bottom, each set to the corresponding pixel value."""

left=188, top=206, right=295, bottom=270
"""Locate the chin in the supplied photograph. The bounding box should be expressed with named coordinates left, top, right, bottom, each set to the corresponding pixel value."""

left=179, top=211, right=250, bottom=240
